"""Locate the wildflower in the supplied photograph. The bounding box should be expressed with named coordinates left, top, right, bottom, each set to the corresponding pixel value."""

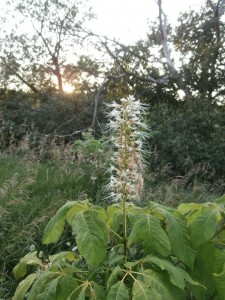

left=105, top=95, right=149, bottom=202
left=38, top=251, right=44, bottom=258
left=72, top=246, right=78, bottom=252
left=29, top=244, right=35, bottom=252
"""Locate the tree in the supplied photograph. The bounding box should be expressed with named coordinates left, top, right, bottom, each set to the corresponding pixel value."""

left=87, top=0, right=225, bottom=104
left=0, top=0, right=95, bottom=94
left=173, top=0, right=225, bottom=101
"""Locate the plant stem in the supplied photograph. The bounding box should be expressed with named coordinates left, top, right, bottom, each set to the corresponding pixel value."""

left=122, top=199, right=127, bottom=263
left=122, top=117, right=128, bottom=262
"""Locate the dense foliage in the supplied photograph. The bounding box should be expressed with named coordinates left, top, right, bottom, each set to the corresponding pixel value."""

left=1, top=0, right=225, bottom=299
left=12, top=197, right=225, bottom=299
left=11, top=94, right=225, bottom=300
left=149, top=99, right=225, bottom=180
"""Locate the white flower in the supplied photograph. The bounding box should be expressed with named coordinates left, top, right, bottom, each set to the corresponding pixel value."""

left=105, top=96, right=149, bottom=202
left=29, top=244, right=36, bottom=252
left=72, top=246, right=78, bottom=252
left=38, top=251, right=44, bottom=258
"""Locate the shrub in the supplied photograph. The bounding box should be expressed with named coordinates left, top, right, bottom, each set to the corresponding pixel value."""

left=12, top=96, right=225, bottom=299
left=149, top=99, right=225, bottom=180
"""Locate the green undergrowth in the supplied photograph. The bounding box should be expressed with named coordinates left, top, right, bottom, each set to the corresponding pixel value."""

left=0, top=155, right=223, bottom=299
left=0, top=154, right=104, bottom=299
left=12, top=197, right=225, bottom=299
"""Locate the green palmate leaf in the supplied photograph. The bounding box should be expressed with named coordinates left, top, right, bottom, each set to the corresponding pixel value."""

left=66, top=201, right=91, bottom=225
left=94, top=206, right=108, bottom=223
left=178, top=203, right=204, bottom=215
left=189, top=209, right=218, bottom=249
left=215, top=194, right=225, bottom=204
left=12, top=273, right=37, bottom=300
left=146, top=255, right=201, bottom=290
left=132, top=280, right=161, bottom=300
left=124, top=260, right=140, bottom=269
left=76, top=290, right=86, bottom=300
left=190, top=286, right=210, bottom=300
left=27, top=271, right=59, bottom=300
left=56, top=275, right=79, bottom=300
left=128, top=213, right=171, bottom=257
left=107, top=266, right=125, bottom=289
left=214, top=248, right=225, bottom=274
left=92, top=284, right=107, bottom=300
left=13, top=251, right=42, bottom=280
left=107, top=281, right=129, bottom=300
left=165, top=213, right=196, bottom=268
left=127, top=205, right=144, bottom=223
left=166, top=284, right=186, bottom=299
left=35, top=277, right=59, bottom=300
left=107, top=254, right=124, bottom=267
left=178, top=203, right=204, bottom=226
left=107, top=204, right=123, bottom=232
left=190, top=243, right=216, bottom=299
left=49, top=251, right=79, bottom=266
left=72, top=210, right=108, bottom=266
left=43, top=201, right=76, bottom=244
left=141, top=269, right=173, bottom=300
left=213, top=266, right=225, bottom=299
left=148, top=201, right=176, bottom=219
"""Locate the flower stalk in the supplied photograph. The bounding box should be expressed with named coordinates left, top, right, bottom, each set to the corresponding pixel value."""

left=106, top=95, right=149, bottom=260
left=106, top=95, right=148, bottom=203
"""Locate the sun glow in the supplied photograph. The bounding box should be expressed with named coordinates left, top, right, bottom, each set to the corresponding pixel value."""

left=63, top=82, right=74, bottom=94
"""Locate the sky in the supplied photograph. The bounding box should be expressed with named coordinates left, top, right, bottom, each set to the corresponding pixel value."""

left=1, top=0, right=205, bottom=44
left=89, top=0, right=204, bottom=43
left=0, top=0, right=205, bottom=92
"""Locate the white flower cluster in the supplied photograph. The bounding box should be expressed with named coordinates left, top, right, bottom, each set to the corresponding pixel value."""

left=106, top=95, right=148, bottom=202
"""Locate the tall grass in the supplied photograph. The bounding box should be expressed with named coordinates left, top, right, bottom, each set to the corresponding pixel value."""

left=0, top=154, right=102, bottom=299
left=0, top=148, right=223, bottom=298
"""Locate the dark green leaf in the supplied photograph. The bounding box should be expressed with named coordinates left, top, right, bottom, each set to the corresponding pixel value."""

left=191, top=243, right=216, bottom=298
left=165, top=212, right=196, bottom=268
left=35, top=277, right=59, bottom=300
left=56, top=274, right=79, bottom=300
left=189, top=209, right=218, bottom=248
left=142, top=269, right=173, bottom=300
left=49, top=251, right=79, bottom=266
left=27, top=271, right=59, bottom=300
left=128, top=213, right=171, bottom=257
left=107, top=266, right=124, bottom=289
left=107, top=204, right=123, bottom=232
left=13, top=252, right=42, bottom=280
left=92, top=284, right=107, bottom=300
left=213, top=266, right=225, bottom=299
left=66, top=201, right=90, bottom=225
left=132, top=280, right=161, bottom=300
left=12, top=274, right=37, bottom=300
left=146, top=255, right=201, bottom=289
left=107, top=281, right=129, bottom=300
left=72, top=210, right=108, bottom=265
left=43, top=201, right=75, bottom=244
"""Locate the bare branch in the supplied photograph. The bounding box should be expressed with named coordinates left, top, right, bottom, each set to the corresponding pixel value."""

left=56, top=79, right=109, bottom=135
left=90, top=80, right=108, bottom=130
left=208, top=0, right=225, bottom=16
left=157, top=0, right=177, bottom=75
left=157, top=0, right=192, bottom=98
left=207, top=0, right=215, bottom=11
left=100, top=38, right=174, bottom=85
left=0, top=57, right=39, bottom=93
left=218, top=0, right=225, bottom=15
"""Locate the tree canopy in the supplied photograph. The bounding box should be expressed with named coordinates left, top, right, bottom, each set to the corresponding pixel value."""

left=0, top=0, right=225, bottom=179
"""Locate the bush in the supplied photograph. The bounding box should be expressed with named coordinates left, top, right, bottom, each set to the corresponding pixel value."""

left=149, top=99, right=225, bottom=180
left=12, top=197, right=225, bottom=300
left=0, top=89, right=97, bottom=152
